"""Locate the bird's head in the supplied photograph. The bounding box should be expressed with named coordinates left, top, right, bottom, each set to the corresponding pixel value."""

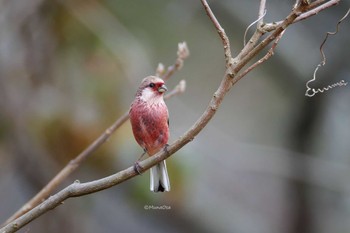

left=136, top=76, right=168, bottom=103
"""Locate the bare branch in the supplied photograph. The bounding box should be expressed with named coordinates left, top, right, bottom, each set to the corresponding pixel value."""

left=1, top=44, right=189, bottom=227
left=0, top=75, right=231, bottom=231
left=243, top=9, right=267, bottom=46
left=234, top=0, right=330, bottom=78
left=2, top=1, right=234, bottom=230
left=1, top=112, right=128, bottom=228
left=161, top=42, right=190, bottom=81
left=237, top=0, right=269, bottom=67
left=236, top=30, right=286, bottom=84
left=294, top=0, right=338, bottom=22
left=258, top=0, right=267, bottom=26
left=155, top=63, right=165, bottom=77
left=0, top=62, right=230, bottom=233
left=200, top=0, right=233, bottom=66
left=234, top=10, right=300, bottom=78
left=164, top=80, right=186, bottom=100
left=294, top=0, right=312, bottom=9
left=263, top=0, right=340, bottom=31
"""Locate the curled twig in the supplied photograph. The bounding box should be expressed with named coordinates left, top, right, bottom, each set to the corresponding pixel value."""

left=319, top=8, right=350, bottom=66
left=160, top=42, right=190, bottom=81
left=243, top=9, right=267, bottom=46
left=305, top=8, right=350, bottom=97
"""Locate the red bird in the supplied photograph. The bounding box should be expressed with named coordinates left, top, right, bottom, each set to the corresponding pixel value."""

left=129, top=76, right=170, bottom=192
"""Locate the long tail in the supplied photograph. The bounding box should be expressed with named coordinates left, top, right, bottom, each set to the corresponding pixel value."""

left=150, top=160, right=170, bottom=192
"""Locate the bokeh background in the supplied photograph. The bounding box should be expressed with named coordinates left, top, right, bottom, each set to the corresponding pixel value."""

left=1, top=0, right=350, bottom=232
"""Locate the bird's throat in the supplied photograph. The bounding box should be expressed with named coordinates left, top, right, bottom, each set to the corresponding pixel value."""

left=139, top=88, right=164, bottom=106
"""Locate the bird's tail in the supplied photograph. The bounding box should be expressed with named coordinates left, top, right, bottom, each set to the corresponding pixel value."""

left=150, top=160, right=170, bottom=192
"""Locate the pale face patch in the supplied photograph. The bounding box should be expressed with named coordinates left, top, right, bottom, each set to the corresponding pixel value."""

left=140, top=87, right=165, bottom=106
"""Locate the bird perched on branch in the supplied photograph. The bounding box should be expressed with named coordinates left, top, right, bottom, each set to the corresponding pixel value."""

left=129, top=76, right=170, bottom=192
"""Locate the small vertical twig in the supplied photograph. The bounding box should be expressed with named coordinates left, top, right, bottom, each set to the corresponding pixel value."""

left=200, top=0, right=233, bottom=68
left=236, top=30, right=286, bottom=84
left=243, top=10, right=266, bottom=46
left=258, top=0, right=267, bottom=27
left=161, top=42, right=190, bottom=81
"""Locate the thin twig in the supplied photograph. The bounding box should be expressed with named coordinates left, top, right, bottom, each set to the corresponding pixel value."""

left=239, top=0, right=313, bottom=63
left=236, top=30, right=286, bottom=83
left=294, top=0, right=335, bottom=22
left=162, top=42, right=190, bottom=81
left=164, top=80, right=186, bottom=99
left=1, top=44, right=189, bottom=227
left=237, top=0, right=268, bottom=65
left=263, top=0, right=340, bottom=31
left=305, top=7, right=350, bottom=97
left=234, top=10, right=300, bottom=77
left=258, top=0, right=267, bottom=26
left=200, top=0, right=233, bottom=67
left=234, top=0, right=328, bottom=77
left=319, top=8, right=350, bottom=66
left=243, top=9, right=266, bottom=46
left=237, top=30, right=264, bottom=66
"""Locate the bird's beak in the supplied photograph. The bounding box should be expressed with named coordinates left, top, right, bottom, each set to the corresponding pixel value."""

left=158, top=84, right=167, bottom=93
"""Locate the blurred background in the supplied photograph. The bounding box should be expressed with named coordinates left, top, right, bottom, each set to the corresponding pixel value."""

left=1, top=0, right=350, bottom=232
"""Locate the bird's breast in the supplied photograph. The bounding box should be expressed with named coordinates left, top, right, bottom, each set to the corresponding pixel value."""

left=130, top=100, right=169, bottom=155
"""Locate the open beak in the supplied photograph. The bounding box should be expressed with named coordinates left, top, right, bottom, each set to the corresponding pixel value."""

left=158, top=84, right=167, bottom=93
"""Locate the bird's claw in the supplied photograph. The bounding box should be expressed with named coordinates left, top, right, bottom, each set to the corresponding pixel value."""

left=134, top=161, right=143, bottom=175
left=163, top=144, right=170, bottom=155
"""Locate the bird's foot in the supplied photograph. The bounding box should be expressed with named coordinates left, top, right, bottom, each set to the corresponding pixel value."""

left=163, top=144, right=170, bottom=155
left=134, top=149, right=148, bottom=175
left=133, top=161, right=143, bottom=175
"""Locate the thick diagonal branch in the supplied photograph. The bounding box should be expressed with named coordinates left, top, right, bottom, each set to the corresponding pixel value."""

left=1, top=44, right=189, bottom=227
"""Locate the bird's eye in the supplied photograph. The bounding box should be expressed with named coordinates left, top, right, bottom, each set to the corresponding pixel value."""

left=149, top=83, right=155, bottom=88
